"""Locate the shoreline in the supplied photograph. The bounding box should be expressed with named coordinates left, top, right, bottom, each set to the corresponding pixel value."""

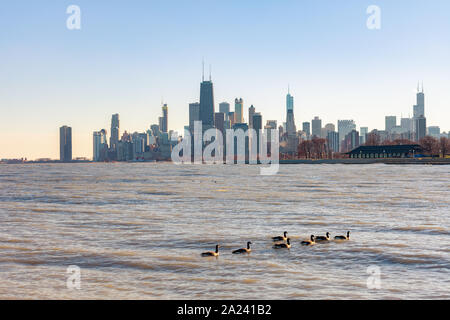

left=2, top=158, right=450, bottom=165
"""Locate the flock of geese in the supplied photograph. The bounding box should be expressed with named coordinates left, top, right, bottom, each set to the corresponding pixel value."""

left=201, top=231, right=350, bottom=257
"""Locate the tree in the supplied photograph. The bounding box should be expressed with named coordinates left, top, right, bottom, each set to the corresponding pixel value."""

left=419, top=136, right=439, bottom=156
left=439, top=137, right=450, bottom=157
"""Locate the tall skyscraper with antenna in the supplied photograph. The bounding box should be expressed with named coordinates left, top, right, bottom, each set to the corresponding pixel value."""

left=413, top=82, right=425, bottom=118
left=199, top=62, right=215, bottom=130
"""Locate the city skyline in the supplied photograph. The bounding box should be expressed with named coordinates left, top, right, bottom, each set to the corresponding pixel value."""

left=2, top=1, right=450, bottom=159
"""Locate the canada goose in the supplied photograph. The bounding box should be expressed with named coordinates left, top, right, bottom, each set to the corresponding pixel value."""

left=301, top=235, right=316, bottom=246
left=273, top=238, right=291, bottom=249
left=315, top=232, right=331, bottom=242
left=232, top=241, right=252, bottom=254
left=272, top=231, right=288, bottom=242
left=334, top=231, right=350, bottom=240
left=201, top=244, right=220, bottom=257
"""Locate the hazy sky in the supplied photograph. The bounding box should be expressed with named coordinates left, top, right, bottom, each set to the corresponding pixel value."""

left=1, top=0, right=450, bottom=159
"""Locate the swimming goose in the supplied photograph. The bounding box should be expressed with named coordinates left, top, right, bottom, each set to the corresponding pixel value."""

left=201, top=244, right=220, bottom=257
left=232, top=241, right=252, bottom=254
left=273, top=238, right=291, bottom=249
left=272, top=231, right=288, bottom=242
left=315, top=232, right=331, bottom=242
left=334, top=231, right=350, bottom=240
left=301, top=235, right=316, bottom=246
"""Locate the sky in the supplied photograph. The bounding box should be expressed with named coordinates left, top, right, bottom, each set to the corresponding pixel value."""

left=1, top=0, right=450, bottom=160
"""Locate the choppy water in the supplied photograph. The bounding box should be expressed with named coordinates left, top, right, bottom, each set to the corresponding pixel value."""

left=0, top=163, right=449, bottom=299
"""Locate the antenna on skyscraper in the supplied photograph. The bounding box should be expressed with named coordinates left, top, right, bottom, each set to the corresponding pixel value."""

left=209, top=64, right=212, bottom=81
left=421, top=81, right=424, bottom=93
left=202, top=59, right=205, bottom=82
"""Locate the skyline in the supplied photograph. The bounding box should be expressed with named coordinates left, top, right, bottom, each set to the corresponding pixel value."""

left=1, top=1, right=450, bottom=159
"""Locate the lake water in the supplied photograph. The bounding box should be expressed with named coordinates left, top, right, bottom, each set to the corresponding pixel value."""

left=0, top=163, right=449, bottom=299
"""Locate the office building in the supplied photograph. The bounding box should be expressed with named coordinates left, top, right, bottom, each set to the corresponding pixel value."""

left=60, top=125, right=72, bottom=162
left=311, top=117, right=322, bottom=138
left=235, top=98, right=244, bottom=124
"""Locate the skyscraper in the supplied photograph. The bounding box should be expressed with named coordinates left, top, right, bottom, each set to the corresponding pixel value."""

left=159, top=104, right=168, bottom=133
left=413, top=83, right=425, bottom=118
left=59, top=125, right=72, bottom=162
left=214, top=112, right=225, bottom=136
left=385, top=116, right=397, bottom=132
left=311, top=117, right=322, bottom=138
left=248, top=105, right=256, bottom=128
left=327, top=131, right=340, bottom=153
left=200, top=78, right=215, bottom=129
left=302, top=122, right=311, bottom=138
left=219, top=102, right=230, bottom=117
left=93, top=129, right=108, bottom=161
left=360, top=127, right=369, bottom=145
left=189, top=102, right=200, bottom=133
left=252, top=113, right=262, bottom=155
left=338, top=120, right=356, bottom=149
left=415, top=116, right=426, bottom=142
left=110, top=114, right=120, bottom=151
left=234, top=98, right=244, bottom=124
left=285, top=91, right=296, bottom=135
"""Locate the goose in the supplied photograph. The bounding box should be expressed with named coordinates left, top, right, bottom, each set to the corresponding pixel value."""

left=301, top=235, right=316, bottom=246
left=273, top=238, right=291, bottom=249
left=201, top=244, right=220, bottom=257
left=334, top=231, right=350, bottom=240
left=232, top=241, right=252, bottom=254
left=272, top=231, right=288, bottom=242
left=315, top=232, right=331, bottom=242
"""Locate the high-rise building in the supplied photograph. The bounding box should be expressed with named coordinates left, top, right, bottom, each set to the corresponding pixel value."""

left=413, top=83, right=425, bottom=118
left=285, top=91, right=296, bottom=136
left=401, top=118, right=413, bottom=133
left=228, top=112, right=235, bottom=127
left=200, top=78, right=215, bottom=129
left=189, top=102, right=200, bottom=133
left=93, top=129, right=108, bottom=161
left=338, top=120, right=356, bottom=148
left=252, top=113, right=263, bottom=155
left=302, top=122, right=311, bottom=138
left=427, top=126, right=440, bottom=138
left=327, top=131, right=340, bottom=153
left=311, top=117, right=322, bottom=138
left=214, top=112, right=225, bottom=136
left=219, top=102, right=230, bottom=116
left=248, top=105, right=256, bottom=128
left=159, top=104, right=168, bottom=133
left=110, top=114, right=120, bottom=151
left=234, top=98, right=244, bottom=124
left=343, top=130, right=360, bottom=153
left=385, top=116, right=397, bottom=132
left=59, top=125, right=72, bottom=162
left=360, top=127, right=369, bottom=145
left=415, top=116, right=426, bottom=142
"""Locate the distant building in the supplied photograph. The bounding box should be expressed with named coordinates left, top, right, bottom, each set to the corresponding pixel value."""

left=347, top=144, right=422, bottom=158
left=413, top=84, right=425, bottom=118
left=415, top=116, right=427, bottom=142
left=327, top=131, right=340, bottom=153
left=342, top=129, right=359, bottom=153
left=252, top=112, right=262, bottom=154
left=59, top=126, right=72, bottom=162
left=385, top=116, right=397, bottom=132
left=360, top=127, right=368, bottom=145
left=214, top=112, right=225, bottom=136
left=311, top=116, right=322, bottom=138
left=302, top=122, right=311, bottom=138
left=93, top=129, right=108, bottom=161
left=234, top=98, right=244, bottom=124
left=338, top=120, right=356, bottom=150
left=427, top=126, right=440, bottom=138
left=159, top=104, right=168, bottom=133
left=189, top=102, right=200, bottom=133
left=228, top=111, right=235, bottom=127
left=219, top=102, right=230, bottom=116
left=110, top=114, right=120, bottom=151
left=248, top=105, right=256, bottom=128
left=200, top=78, right=215, bottom=129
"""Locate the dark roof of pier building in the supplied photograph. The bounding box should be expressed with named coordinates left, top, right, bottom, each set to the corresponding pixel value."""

left=347, top=144, right=423, bottom=155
